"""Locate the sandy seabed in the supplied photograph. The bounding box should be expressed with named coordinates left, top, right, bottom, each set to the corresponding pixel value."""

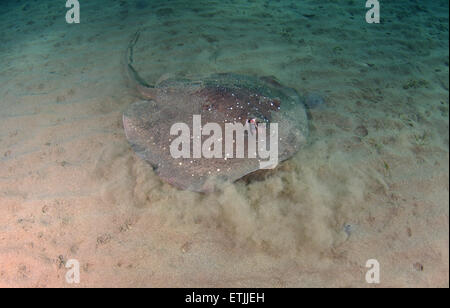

left=0, top=0, right=448, bottom=287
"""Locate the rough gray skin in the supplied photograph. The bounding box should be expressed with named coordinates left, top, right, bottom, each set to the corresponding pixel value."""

left=123, top=31, right=308, bottom=192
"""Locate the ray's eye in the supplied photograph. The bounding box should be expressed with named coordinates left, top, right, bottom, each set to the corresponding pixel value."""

left=247, top=118, right=259, bottom=126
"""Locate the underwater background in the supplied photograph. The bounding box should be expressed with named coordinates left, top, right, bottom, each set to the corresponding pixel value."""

left=0, top=0, right=448, bottom=287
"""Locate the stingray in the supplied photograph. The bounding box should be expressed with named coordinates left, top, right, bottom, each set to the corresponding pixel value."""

left=123, top=31, right=309, bottom=192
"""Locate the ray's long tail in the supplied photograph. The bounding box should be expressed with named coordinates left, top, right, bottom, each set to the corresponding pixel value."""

left=125, top=30, right=157, bottom=99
